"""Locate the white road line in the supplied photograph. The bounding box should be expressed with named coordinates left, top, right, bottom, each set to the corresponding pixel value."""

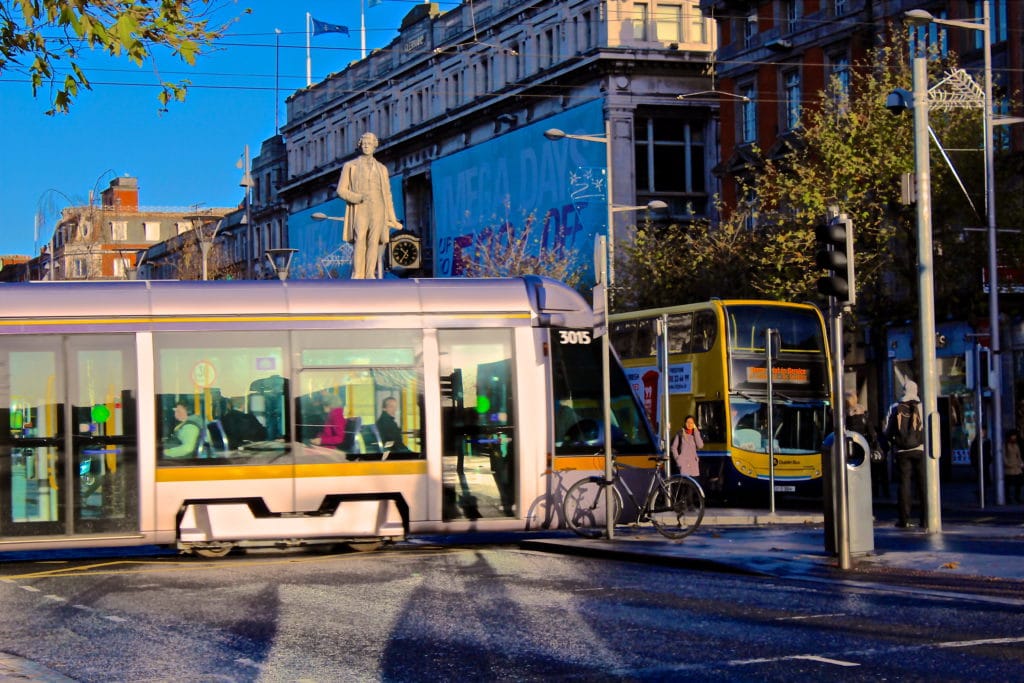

left=19, top=585, right=40, bottom=592
left=775, top=612, right=846, bottom=621
left=104, top=615, right=128, bottom=623
left=937, top=636, right=1024, bottom=649
left=791, top=655, right=860, bottom=667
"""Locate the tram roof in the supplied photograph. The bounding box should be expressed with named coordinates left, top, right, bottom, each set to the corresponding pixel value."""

left=0, top=276, right=594, bottom=330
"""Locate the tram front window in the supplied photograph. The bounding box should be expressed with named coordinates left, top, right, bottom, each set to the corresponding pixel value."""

left=730, top=398, right=828, bottom=454
left=552, top=333, right=657, bottom=455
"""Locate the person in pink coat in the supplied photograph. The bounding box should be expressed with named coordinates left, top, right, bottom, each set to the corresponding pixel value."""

left=670, top=415, right=703, bottom=477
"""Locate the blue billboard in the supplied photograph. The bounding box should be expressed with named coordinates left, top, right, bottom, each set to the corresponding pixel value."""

left=430, top=99, right=606, bottom=282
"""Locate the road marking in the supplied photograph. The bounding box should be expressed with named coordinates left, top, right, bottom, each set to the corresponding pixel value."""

left=730, top=654, right=859, bottom=667
left=791, top=655, right=860, bottom=667
left=775, top=612, right=846, bottom=621
left=937, top=636, right=1024, bottom=648
left=19, top=585, right=40, bottom=592
left=105, top=615, right=128, bottom=623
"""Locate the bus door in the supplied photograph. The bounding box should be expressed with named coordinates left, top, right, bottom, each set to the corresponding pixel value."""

left=438, top=330, right=517, bottom=520
left=67, top=336, right=139, bottom=534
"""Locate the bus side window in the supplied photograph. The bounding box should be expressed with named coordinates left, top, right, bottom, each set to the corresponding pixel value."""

left=667, top=313, right=692, bottom=354
left=692, top=310, right=717, bottom=353
left=697, top=400, right=725, bottom=443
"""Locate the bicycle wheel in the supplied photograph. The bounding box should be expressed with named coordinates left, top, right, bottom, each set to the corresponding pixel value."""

left=647, top=476, right=705, bottom=539
left=562, top=476, right=623, bottom=538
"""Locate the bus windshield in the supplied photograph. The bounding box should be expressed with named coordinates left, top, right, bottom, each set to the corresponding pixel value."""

left=730, top=397, right=829, bottom=455
left=726, top=304, right=826, bottom=353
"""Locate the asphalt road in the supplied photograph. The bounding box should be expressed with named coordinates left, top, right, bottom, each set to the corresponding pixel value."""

left=2, top=544, right=1022, bottom=681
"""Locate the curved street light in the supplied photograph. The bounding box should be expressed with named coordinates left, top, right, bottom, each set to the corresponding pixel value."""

left=905, top=2, right=1003, bottom=509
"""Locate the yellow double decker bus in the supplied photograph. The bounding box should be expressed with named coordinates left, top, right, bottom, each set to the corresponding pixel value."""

left=609, top=300, right=832, bottom=501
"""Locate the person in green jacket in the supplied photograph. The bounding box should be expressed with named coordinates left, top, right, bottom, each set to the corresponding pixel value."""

left=163, top=401, right=203, bottom=458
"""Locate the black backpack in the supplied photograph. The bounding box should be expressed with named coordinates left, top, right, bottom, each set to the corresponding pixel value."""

left=890, top=400, right=923, bottom=450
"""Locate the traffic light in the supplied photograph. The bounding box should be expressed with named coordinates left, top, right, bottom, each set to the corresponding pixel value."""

left=815, top=213, right=856, bottom=306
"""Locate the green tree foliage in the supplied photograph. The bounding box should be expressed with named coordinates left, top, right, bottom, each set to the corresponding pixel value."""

left=621, top=30, right=1000, bottom=323
left=0, top=1, right=245, bottom=114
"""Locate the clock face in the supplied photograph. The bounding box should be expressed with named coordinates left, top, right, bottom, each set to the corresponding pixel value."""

left=391, top=238, right=419, bottom=267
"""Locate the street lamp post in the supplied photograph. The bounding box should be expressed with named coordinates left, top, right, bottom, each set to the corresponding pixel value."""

left=906, top=1, right=1004, bottom=505
left=543, top=126, right=668, bottom=539
left=265, top=248, right=298, bottom=281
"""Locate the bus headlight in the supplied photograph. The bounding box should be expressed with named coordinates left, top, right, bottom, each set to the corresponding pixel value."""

left=734, top=459, right=754, bottom=476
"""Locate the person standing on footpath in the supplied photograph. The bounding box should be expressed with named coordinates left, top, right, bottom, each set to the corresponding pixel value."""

left=884, top=380, right=926, bottom=528
left=845, top=390, right=886, bottom=498
left=335, top=132, right=403, bottom=279
left=1003, top=431, right=1023, bottom=504
left=670, top=415, right=704, bottom=479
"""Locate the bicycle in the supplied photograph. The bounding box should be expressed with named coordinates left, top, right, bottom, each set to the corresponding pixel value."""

left=562, top=456, right=705, bottom=539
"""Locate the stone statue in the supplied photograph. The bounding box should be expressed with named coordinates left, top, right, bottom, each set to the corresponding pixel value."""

left=335, top=132, right=403, bottom=279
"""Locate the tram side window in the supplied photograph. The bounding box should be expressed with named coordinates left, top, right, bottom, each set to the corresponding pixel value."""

left=154, top=332, right=288, bottom=465
left=294, top=330, right=424, bottom=461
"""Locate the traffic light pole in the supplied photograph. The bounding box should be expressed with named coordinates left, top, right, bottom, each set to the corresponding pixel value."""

left=828, top=300, right=851, bottom=570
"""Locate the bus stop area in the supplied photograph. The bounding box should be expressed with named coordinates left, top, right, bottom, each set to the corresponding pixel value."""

left=519, top=477, right=1024, bottom=587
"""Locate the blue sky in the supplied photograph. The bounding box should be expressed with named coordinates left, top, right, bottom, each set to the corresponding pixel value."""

left=0, top=0, right=455, bottom=257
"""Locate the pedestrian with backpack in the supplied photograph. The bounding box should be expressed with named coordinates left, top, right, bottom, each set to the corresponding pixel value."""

left=884, top=380, right=926, bottom=528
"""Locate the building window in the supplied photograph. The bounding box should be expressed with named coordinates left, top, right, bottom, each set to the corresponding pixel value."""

left=113, top=256, right=126, bottom=278
left=145, top=221, right=162, bottom=241
left=111, top=220, right=128, bottom=241
left=632, top=3, right=649, bottom=40
left=655, top=3, right=682, bottom=42
left=71, top=258, right=87, bottom=278
left=743, top=13, right=758, bottom=48
left=782, top=0, right=801, bottom=34
left=634, top=115, right=707, bottom=214
left=834, top=0, right=848, bottom=16
left=740, top=82, right=757, bottom=143
left=688, top=1, right=708, bottom=43
left=973, top=0, right=1007, bottom=48
left=828, top=50, right=851, bottom=107
left=782, top=68, right=801, bottom=131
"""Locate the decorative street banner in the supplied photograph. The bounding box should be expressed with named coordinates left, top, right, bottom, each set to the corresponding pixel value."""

left=430, top=99, right=606, bottom=283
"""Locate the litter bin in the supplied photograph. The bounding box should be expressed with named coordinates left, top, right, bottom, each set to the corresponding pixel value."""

left=822, top=430, right=875, bottom=557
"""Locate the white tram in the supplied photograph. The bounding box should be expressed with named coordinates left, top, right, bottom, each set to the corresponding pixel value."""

left=0, top=277, right=657, bottom=556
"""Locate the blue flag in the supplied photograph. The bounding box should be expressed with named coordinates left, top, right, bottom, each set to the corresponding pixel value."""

left=311, top=17, right=350, bottom=37
left=367, top=0, right=382, bottom=7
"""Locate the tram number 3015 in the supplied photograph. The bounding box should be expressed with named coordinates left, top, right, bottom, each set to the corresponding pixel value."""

left=558, top=330, right=592, bottom=345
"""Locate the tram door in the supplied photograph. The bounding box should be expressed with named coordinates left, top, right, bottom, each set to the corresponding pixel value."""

left=1, top=336, right=138, bottom=540
left=68, top=337, right=138, bottom=534
left=438, top=330, right=517, bottom=520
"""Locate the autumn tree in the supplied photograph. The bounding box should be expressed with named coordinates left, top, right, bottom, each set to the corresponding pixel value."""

left=0, top=0, right=245, bottom=114
left=460, top=211, right=584, bottom=287
left=620, top=29, right=1008, bottom=324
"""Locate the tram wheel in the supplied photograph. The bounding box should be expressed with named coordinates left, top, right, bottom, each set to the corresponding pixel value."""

left=193, top=543, right=234, bottom=558
left=346, top=540, right=383, bottom=553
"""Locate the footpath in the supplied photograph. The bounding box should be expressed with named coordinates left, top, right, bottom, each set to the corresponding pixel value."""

left=521, top=476, right=1024, bottom=592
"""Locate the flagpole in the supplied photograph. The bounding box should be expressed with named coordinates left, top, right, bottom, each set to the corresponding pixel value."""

left=305, top=12, right=311, bottom=86
left=361, top=0, right=366, bottom=60
left=275, top=28, right=281, bottom=133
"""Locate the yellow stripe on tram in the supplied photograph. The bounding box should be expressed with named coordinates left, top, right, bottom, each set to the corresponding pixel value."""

left=156, top=460, right=427, bottom=482
left=0, top=312, right=532, bottom=328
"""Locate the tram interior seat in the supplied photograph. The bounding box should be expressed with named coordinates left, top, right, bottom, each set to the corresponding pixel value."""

left=339, top=416, right=361, bottom=454
left=202, top=420, right=230, bottom=457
